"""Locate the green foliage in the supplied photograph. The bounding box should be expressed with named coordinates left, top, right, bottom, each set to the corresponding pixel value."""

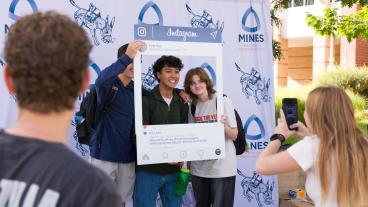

left=338, top=6, right=368, bottom=42
left=345, top=90, right=368, bottom=122
left=306, top=7, right=339, bottom=37
left=317, top=66, right=368, bottom=99
left=271, top=0, right=291, bottom=60
left=306, top=6, right=368, bottom=42
left=275, top=84, right=368, bottom=143
left=341, top=0, right=368, bottom=7
left=272, top=40, right=282, bottom=61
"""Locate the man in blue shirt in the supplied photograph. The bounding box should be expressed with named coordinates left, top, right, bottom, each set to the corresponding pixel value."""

left=89, top=41, right=143, bottom=206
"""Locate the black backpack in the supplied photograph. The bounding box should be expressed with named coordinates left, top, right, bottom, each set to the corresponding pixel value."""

left=190, top=95, right=248, bottom=155
left=75, top=86, right=118, bottom=145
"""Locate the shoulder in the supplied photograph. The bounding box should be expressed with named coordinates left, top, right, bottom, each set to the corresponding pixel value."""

left=55, top=150, right=120, bottom=202
left=287, top=135, right=319, bottom=171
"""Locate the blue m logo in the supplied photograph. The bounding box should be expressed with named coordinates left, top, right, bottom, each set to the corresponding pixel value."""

left=138, top=1, right=163, bottom=26
left=242, top=6, right=260, bottom=33
left=201, top=62, right=216, bottom=86
left=243, top=114, right=265, bottom=141
left=88, top=60, right=101, bottom=90
left=0, top=58, right=5, bottom=68
left=78, top=60, right=101, bottom=101
left=9, top=0, right=38, bottom=21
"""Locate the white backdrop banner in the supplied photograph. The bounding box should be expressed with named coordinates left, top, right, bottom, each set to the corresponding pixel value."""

left=0, top=0, right=277, bottom=206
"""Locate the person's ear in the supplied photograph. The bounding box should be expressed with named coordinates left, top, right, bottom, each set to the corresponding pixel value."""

left=80, top=68, right=90, bottom=94
left=3, top=65, right=16, bottom=94
left=156, top=71, right=162, bottom=81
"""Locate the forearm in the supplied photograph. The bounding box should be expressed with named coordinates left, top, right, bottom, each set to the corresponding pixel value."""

left=95, top=55, right=132, bottom=86
left=225, top=126, right=238, bottom=140
left=173, top=88, right=182, bottom=95
left=258, top=140, right=281, bottom=159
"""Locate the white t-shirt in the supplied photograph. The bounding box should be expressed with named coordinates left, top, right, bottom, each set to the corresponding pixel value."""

left=189, top=94, right=238, bottom=178
left=163, top=96, right=172, bottom=106
left=287, top=136, right=337, bottom=207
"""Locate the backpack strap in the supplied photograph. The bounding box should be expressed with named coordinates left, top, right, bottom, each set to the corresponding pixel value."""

left=178, top=98, right=187, bottom=123
left=96, top=85, right=118, bottom=148
left=96, top=86, right=118, bottom=127
left=190, top=102, right=196, bottom=117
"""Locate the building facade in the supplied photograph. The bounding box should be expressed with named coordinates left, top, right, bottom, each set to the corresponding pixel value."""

left=274, top=0, right=368, bottom=87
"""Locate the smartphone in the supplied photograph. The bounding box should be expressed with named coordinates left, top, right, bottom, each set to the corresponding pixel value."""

left=282, top=98, right=298, bottom=130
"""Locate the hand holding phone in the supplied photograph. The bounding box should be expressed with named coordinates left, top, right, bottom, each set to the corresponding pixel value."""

left=282, top=98, right=298, bottom=130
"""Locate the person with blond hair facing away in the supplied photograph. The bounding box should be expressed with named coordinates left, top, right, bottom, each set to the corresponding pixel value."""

left=256, top=85, right=368, bottom=207
left=0, top=12, right=121, bottom=206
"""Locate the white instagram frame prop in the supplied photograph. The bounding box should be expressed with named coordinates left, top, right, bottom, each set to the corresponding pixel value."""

left=134, top=25, right=225, bottom=165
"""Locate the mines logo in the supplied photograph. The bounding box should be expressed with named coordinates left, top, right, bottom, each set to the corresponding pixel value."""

left=238, top=6, right=264, bottom=43
left=138, top=1, right=163, bottom=26
left=244, top=114, right=268, bottom=150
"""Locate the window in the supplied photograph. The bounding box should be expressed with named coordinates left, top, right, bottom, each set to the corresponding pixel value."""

left=288, top=0, right=314, bottom=7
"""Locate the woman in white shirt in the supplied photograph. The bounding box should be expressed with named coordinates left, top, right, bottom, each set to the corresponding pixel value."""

left=184, top=67, right=238, bottom=207
left=256, top=85, right=368, bottom=207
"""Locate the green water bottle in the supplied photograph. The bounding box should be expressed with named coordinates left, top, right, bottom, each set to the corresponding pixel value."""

left=174, top=168, right=190, bottom=196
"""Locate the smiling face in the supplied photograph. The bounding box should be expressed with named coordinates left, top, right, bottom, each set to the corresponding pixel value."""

left=156, top=66, right=180, bottom=89
left=189, top=74, right=208, bottom=97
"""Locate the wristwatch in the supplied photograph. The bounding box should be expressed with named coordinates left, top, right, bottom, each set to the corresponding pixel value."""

left=270, top=133, right=285, bottom=144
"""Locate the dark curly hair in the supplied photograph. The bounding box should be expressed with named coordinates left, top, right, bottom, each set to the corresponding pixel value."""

left=152, top=55, right=184, bottom=82
left=4, top=11, right=92, bottom=113
left=117, top=43, right=128, bottom=58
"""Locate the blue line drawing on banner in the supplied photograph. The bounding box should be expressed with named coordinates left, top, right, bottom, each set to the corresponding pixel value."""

left=71, top=120, right=89, bottom=156
left=0, top=58, right=5, bottom=68
left=77, top=60, right=101, bottom=101
left=142, top=66, right=158, bottom=90
left=88, top=60, right=102, bottom=89
left=69, top=0, right=115, bottom=46
left=243, top=114, right=265, bottom=141
left=185, top=3, right=224, bottom=33
left=138, top=1, right=163, bottom=26
left=72, top=60, right=100, bottom=156
left=237, top=169, right=275, bottom=207
left=235, top=63, right=270, bottom=105
left=200, top=62, right=217, bottom=86
left=242, top=6, right=260, bottom=33
left=8, top=0, right=38, bottom=21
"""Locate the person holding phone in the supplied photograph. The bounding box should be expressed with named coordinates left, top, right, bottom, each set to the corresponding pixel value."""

left=256, top=85, right=368, bottom=207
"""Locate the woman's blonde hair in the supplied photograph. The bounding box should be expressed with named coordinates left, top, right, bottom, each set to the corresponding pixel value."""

left=306, top=85, right=368, bottom=206
left=184, top=67, right=216, bottom=100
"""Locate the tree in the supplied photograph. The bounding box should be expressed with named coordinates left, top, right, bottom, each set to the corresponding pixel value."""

left=338, top=6, right=368, bottom=41
left=306, top=7, right=339, bottom=68
left=271, top=0, right=290, bottom=61
left=341, top=0, right=368, bottom=7
left=306, top=5, right=368, bottom=67
left=271, top=0, right=368, bottom=61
